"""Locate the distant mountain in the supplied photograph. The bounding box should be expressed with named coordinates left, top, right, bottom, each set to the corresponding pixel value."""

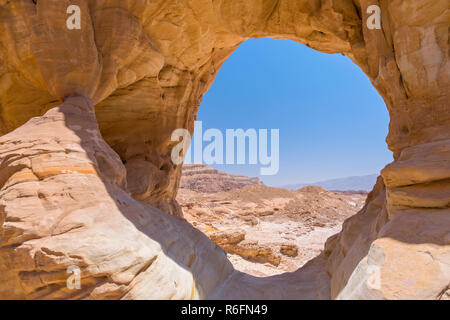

left=283, top=174, right=378, bottom=192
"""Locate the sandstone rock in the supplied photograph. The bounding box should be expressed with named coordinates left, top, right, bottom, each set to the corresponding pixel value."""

left=210, top=229, right=282, bottom=267
left=0, top=0, right=449, bottom=299
left=280, top=244, right=299, bottom=258
left=210, top=229, right=245, bottom=243
left=227, top=242, right=282, bottom=267
left=0, top=97, right=234, bottom=299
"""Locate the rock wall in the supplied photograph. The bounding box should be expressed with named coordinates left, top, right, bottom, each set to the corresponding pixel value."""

left=0, top=0, right=448, bottom=299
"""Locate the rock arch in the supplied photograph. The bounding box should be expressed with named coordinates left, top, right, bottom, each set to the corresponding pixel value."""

left=0, top=0, right=448, bottom=299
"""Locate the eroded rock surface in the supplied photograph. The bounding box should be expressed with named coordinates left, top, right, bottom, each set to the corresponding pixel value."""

left=0, top=96, right=235, bottom=299
left=0, top=0, right=449, bottom=299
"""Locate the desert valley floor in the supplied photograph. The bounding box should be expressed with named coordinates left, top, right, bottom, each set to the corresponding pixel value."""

left=177, top=164, right=367, bottom=276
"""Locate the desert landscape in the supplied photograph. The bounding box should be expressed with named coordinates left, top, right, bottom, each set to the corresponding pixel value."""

left=178, top=164, right=367, bottom=276
left=0, top=0, right=448, bottom=300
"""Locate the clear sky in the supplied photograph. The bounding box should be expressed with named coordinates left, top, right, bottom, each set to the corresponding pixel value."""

left=194, top=38, right=393, bottom=187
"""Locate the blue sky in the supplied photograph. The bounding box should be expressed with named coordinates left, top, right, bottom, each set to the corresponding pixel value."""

left=193, top=38, right=393, bottom=187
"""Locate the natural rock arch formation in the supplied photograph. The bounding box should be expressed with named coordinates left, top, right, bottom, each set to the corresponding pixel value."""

left=0, top=0, right=448, bottom=299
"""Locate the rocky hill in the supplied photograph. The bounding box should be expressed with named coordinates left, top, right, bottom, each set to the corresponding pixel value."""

left=177, top=167, right=367, bottom=276
left=180, top=164, right=263, bottom=193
